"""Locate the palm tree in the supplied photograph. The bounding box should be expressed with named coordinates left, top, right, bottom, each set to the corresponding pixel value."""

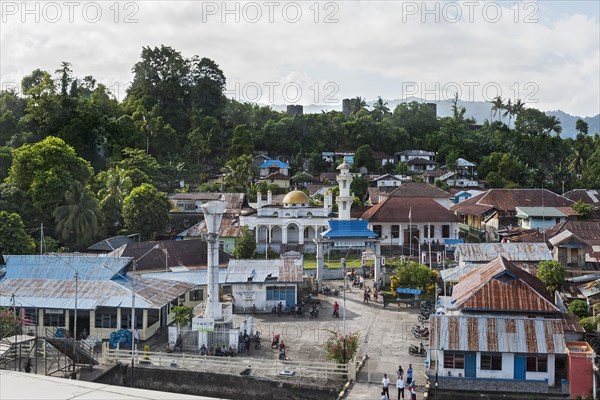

left=350, top=96, right=369, bottom=116
left=512, top=99, right=525, bottom=118
left=502, top=99, right=513, bottom=126
left=545, top=115, right=562, bottom=137
left=98, top=166, right=132, bottom=232
left=371, top=96, right=390, bottom=121
left=53, top=181, right=101, bottom=246
left=224, top=154, right=256, bottom=191
left=491, top=96, right=504, bottom=122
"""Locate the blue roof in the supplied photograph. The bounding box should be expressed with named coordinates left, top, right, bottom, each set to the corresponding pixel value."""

left=322, top=220, right=378, bottom=239
left=259, top=160, right=289, bottom=169
left=3, top=255, right=131, bottom=281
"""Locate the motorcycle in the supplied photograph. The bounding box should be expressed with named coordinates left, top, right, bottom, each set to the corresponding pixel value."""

left=411, top=325, right=429, bottom=339
left=294, top=303, right=304, bottom=318
left=271, top=334, right=280, bottom=349
left=279, top=348, right=287, bottom=360
left=252, top=331, right=261, bottom=349
left=409, top=342, right=427, bottom=357
left=322, top=286, right=332, bottom=295
left=309, top=304, right=319, bottom=318
left=418, top=311, right=431, bottom=322
left=332, top=288, right=340, bottom=296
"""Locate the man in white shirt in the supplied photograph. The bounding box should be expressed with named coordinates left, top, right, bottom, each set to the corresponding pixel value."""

left=382, top=373, right=390, bottom=398
left=396, top=376, right=405, bottom=399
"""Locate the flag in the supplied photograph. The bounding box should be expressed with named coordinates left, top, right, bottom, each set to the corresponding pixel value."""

left=408, top=206, right=412, bottom=220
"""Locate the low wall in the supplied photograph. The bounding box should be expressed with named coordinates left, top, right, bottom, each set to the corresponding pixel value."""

left=95, top=363, right=341, bottom=400
left=432, top=376, right=549, bottom=393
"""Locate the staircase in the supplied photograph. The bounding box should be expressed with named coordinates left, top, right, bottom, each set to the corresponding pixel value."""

left=44, top=329, right=98, bottom=366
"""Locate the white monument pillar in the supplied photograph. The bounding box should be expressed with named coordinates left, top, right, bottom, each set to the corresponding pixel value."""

left=201, top=201, right=226, bottom=320
left=336, top=162, right=353, bottom=220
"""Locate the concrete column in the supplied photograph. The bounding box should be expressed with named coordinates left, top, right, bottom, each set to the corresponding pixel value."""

left=316, top=240, right=325, bottom=291
left=202, top=201, right=225, bottom=321
left=374, top=241, right=382, bottom=283
left=299, top=224, right=305, bottom=245
left=256, top=192, right=262, bottom=209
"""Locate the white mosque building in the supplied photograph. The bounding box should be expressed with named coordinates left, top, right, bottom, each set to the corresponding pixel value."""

left=240, top=187, right=334, bottom=255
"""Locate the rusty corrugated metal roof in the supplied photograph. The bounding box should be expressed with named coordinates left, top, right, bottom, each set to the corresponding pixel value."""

left=431, top=315, right=566, bottom=354
left=451, top=256, right=558, bottom=312
left=451, top=188, right=574, bottom=216
left=456, top=243, right=552, bottom=262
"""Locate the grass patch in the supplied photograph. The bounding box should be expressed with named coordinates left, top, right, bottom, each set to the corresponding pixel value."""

left=303, top=254, right=373, bottom=270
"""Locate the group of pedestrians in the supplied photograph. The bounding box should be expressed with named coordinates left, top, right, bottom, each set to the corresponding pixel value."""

left=381, top=364, right=416, bottom=400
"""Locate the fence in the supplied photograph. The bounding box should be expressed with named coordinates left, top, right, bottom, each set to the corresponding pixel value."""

left=103, top=345, right=349, bottom=381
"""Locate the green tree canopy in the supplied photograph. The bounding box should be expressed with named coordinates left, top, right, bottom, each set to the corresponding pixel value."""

left=122, top=183, right=171, bottom=240
left=567, top=300, right=590, bottom=319
left=394, top=261, right=436, bottom=291
left=0, top=211, right=36, bottom=254
left=536, top=260, right=565, bottom=292
left=53, top=181, right=101, bottom=247
left=6, top=136, right=93, bottom=227
left=572, top=200, right=594, bottom=220
left=232, top=226, right=256, bottom=259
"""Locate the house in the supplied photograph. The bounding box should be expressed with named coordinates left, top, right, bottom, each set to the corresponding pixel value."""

left=258, top=171, right=290, bottom=189
left=372, top=151, right=395, bottom=167
left=0, top=255, right=195, bottom=341
left=430, top=256, right=592, bottom=397
left=454, top=242, right=552, bottom=268
left=368, top=174, right=407, bottom=188
left=258, top=159, right=290, bottom=178
left=440, top=158, right=479, bottom=187
left=563, top=189, right=600, bottom=219
left=452, top=190, right=484, bottom=204
left=360, top=182, right=460, bottom=255
left=176, top=217, right=241, bottom=254
left=451, top=189, right=575, bottom=242
left=394, top=150, right=436, bottom=173
left=86, top=234, right=140, bottom=253
left=516, top=206, right=578, bottom=230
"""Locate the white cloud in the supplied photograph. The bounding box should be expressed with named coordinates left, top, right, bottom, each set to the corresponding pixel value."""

left=1, top=0, right=598, bottom=116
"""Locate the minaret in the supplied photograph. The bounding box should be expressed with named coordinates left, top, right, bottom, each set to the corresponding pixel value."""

left=336, top=161, right=353, bottom=220
left=201, top=201, right=225, bottom=320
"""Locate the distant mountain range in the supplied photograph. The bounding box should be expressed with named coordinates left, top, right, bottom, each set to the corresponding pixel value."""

left=266, top=98, right=599, bottom=139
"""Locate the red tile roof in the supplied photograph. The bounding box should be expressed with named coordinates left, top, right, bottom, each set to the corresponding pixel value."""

left=360, top=196, right=461, bottom=223
left=451, top=189, right=574, bottom=216
left=451, top=256, right=558, bottom=312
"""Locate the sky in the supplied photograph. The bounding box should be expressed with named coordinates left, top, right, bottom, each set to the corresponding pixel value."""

left=1, top=0, right=599, bottom=117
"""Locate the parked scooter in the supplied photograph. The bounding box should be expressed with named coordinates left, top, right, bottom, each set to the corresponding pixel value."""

left=409, top=342, right=427, bottom=357
left=294, top=303, right=304, bottom=318
left=252, top=331, right=261, bottom=349
left=279, top=348, right=287, bottom=360
left=309, top=304, right=319, bottom=318
left=322, top=286, right=332, bottom=295
left=411, top=325, right=429, bottom=339
left=418, top=311, right=431, bottom=322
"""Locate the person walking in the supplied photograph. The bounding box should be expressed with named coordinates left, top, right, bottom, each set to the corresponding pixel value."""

left=363, top=289, right=369, bottom=303
left=381, top=373, right=390, bottom=398
left=406, top=364, right=413, bottom=385
left=409, top=384, right=417, bottom=400
left=396, top=375, right=405, bottom=400
left=333, top=301, right=340, bottom=317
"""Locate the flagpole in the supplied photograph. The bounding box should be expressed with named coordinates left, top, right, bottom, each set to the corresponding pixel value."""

left=409, top=206, right=412, bottom=259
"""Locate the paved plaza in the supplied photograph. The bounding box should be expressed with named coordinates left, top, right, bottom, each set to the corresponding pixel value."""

left=231, top=279, right=430, bottom=399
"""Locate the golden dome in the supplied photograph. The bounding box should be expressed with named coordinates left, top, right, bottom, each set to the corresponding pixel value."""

left=282, top=190, right=309, bottom=205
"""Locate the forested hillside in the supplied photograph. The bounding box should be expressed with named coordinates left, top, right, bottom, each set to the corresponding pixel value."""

left=1, top=45, right=599, bottom=252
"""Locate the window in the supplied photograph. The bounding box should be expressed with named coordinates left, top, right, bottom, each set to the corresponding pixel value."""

left=120, top=309, right=144, bottom=329
left=266, top=286, right=295, bottom=301
left=95, top=307, right=117, bottom=329
left=442, top=225, right=450, bottom=238
left=304, top=228, right=310, bottom=239
left=526, top=355, right=547, bottom=372
left=424, top=224, right=434, bottom=239
left=373, top=225, right=382, bottom=237
left=480, top=353, right=502, bottom=370
left=222, top=285, right=232, bottom=295
left=147, top=310, right=159, bottom=327
left=444, top=352, right=464, bottom=369
left=43, top=310, right=65, bottom=327
left=391, top=225, right=400, bottom=239
left=189, top=289, right=204, bottom=301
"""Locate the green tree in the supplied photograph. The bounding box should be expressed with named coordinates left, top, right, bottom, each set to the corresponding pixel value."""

left=122, top=183, right=171, bottom=240
left=354, top=144, right=377, bottom=172
left=0, top=309, right=21, bottom=338
left=53, top=181, right=101, bottom=247
left=572, top=200, right=594, bottom=220
left=395, top=261, right=436, bottom=291
left=323, top=329, right=360, bottom=364
left=229, top=124, right=254, bottom=158
left=350, top=175, right=369, bottom=203
left=224, top=154, right=256, bottom=191
left=579, top=316, right=600, bottom=333
left=96, top=166, right=133, bottom=234
left=536, top=260, right=565, bottom=292
left=171, top=305, right=193, bottom=333
left=567, top=300, right=590, bottom=319
left=0, top=211, right=36, bottom=254
left=232, top=226, right=256, bottom=259
left=6, top=136, right=93, bottom=227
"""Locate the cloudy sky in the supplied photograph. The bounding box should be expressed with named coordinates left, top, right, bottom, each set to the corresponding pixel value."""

left=1, top=1, right=599, bottom=117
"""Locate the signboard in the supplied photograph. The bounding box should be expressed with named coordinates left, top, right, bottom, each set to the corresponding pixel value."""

left=334, top=240, right=366, bottom=248
left=241, top=291, right=256, bottom=301
left=192, top=317, right=215, bottom=332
